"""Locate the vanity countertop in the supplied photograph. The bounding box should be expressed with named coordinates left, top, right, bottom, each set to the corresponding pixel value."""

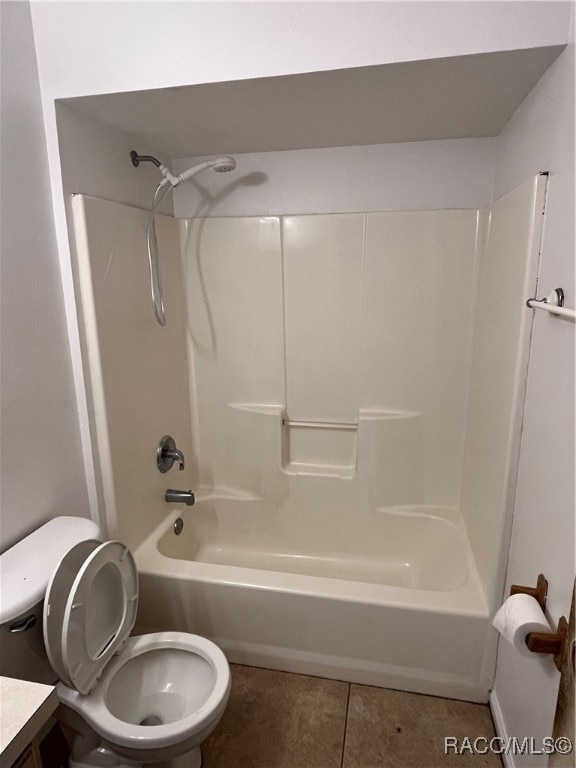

left=0, top=676, right=57, bottom=768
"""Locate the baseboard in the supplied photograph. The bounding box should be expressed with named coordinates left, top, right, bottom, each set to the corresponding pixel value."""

left=490, top=689, right=516, bottom=768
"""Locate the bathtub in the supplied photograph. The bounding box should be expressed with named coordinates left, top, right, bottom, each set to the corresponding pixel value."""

left=134, top=499, right=493, bottom=702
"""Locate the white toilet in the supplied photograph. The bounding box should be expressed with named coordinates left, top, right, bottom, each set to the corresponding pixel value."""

left=0, top=517, right=231, bottom=768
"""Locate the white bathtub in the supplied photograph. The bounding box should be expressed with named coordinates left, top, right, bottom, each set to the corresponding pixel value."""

left=134, top=500, right=493, bottom=702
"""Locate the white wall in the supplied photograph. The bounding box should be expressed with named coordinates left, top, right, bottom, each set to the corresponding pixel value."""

left=30, top=2, right=571, bottom=100
left=172, top=139, right=497, bottom=218
left=0, top=2, right=90, bottom=552
left=490, top=35, right=575, bottom=767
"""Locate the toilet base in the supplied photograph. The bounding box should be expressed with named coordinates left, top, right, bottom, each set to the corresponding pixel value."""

left=69, top=743, right=201, bottom=768
left=157, top=747, right=202, bottom=768
left=63, top=706, right=203, bottom=768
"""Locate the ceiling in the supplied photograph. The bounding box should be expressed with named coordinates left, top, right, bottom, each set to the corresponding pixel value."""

left=59, top=46, right=565, bottom=159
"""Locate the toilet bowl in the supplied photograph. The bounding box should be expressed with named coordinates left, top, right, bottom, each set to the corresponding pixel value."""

left=0, top=518, right=230, bottom=768
left=58, top=633, right=230, bottom=766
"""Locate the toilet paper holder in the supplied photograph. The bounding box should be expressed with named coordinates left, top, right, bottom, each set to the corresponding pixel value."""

left=509, top=574, right=568, bottom=671
left=526, top=616, right=569, bottom=672
left=510, top=573, right=548, bottom=611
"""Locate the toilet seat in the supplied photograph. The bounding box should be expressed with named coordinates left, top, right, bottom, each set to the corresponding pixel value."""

left=44, top=540, right=138, bottom=694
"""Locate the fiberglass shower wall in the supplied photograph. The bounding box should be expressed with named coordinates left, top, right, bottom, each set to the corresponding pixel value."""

left=180, top=210, right=481, bottom=510
left=72, top=195, right=193, bottom=547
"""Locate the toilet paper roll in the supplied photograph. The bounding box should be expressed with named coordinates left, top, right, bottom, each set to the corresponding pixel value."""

left=492, top=593, right=552, bottom=658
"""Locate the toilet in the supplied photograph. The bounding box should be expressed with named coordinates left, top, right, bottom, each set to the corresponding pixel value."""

left=0, top=517, right=231, bottom=767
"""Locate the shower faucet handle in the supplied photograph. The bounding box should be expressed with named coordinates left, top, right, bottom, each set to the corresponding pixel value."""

left=157, top=435, right=185, bottom=472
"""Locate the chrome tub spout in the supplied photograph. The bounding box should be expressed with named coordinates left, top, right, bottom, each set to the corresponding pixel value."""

left=165, top=489, right=195, bottom=506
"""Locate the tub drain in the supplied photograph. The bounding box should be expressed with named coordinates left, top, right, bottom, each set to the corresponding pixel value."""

left=140, top=715, right=162, bottom=726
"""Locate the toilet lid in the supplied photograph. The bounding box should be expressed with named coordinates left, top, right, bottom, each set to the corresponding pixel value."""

left=44, top=539, right=102, bottom=688
left=45, top=541, right=138, bottom=695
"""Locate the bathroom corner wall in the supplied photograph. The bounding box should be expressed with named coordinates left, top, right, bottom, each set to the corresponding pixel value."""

left=72, top=196, right=193, bottom=549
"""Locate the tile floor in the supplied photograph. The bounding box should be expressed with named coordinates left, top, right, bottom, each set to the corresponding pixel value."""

left=202, top=665, right=502, bottom=768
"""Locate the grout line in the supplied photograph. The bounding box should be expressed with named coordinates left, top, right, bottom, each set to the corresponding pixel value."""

left=340, top=683, right=352, bottom=768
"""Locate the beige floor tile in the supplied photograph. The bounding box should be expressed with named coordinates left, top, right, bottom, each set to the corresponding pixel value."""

left=201, top=664, right=349, bottom=768
left=343, top=685, right=502, bottom=768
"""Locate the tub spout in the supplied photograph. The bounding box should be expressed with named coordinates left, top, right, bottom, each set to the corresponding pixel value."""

left=165, top=489, right=195, bottom=506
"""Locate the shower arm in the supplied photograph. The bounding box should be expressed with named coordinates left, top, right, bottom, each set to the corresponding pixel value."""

left=130, top=151, right=161, bottom=168
left=131, top=150, right=180, bottom=187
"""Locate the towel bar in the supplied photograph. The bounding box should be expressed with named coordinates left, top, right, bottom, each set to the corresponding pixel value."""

left=526, top=288, right=575, bottom=320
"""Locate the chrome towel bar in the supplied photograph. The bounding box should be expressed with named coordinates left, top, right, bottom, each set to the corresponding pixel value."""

left=526, top=288, right=575, bottom=320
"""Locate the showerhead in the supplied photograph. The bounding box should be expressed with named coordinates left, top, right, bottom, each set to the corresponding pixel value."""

left=212, top=156, right=237, bottom=173
left=176, top=155, right=237, bottom=184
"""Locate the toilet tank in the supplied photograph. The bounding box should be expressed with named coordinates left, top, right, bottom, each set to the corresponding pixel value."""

left=0, top=516, right=101, bottom=683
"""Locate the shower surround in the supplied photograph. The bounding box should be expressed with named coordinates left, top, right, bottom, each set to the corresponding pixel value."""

left=181, top=210, right=479, bottom=509
left=72, top=174, right=546, bottom=702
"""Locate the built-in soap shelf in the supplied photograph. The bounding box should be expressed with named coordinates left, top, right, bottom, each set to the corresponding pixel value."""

left=282, top=416, right=358, bottom=478
left=226, top=403, right=424, bottom=503
left=280, top=409, right=422, bottom=481
left=283, top=419, right=358, bottom=431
